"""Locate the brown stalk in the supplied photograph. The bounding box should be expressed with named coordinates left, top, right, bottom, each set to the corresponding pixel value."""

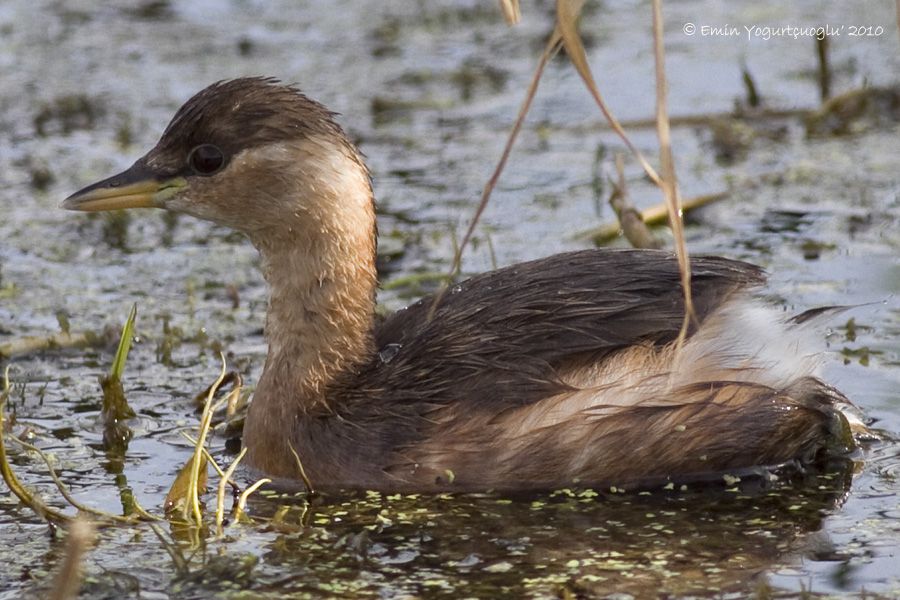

left=429, top=29, right=563, bottom=317
left=289, top=444, right=316, bottom=495
left=556, top=0, right=662, bottom=186
left=651, top=0, right=696, bottom=343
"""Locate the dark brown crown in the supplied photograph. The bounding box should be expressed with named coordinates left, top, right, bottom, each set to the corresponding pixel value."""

left=144, top=77, right=354, bottom=176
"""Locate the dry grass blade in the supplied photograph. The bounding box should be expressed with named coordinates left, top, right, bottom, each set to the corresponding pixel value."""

left=430, top=31, right=563, bottom=317
left=556, top=0, right=661, bottom=186
left=181, top=431, right=233, bottom=480
left=651, top=0, right=695, bottom=343
left=48, top=517, right=94, bottom=600
left=498, top=0, right=520, bottom=25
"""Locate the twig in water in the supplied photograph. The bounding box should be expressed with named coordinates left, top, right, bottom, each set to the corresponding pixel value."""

left=9, top=433, right=155, bottom=523
left=580, top=191, right=729, bottom=245
left=147, top=522, right=189, bottom=575
left=0, top=329, right=114, bottom=360
left=607, top=155, right=661, bottom=249
left=48, top=517, right=94, bottom=600
left=741, top=63, right=761, bottom=109
left=191, top=371, right=241, bottom=410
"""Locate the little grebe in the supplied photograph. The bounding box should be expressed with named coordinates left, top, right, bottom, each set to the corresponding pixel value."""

left=64, top=78, right=856, bottom=491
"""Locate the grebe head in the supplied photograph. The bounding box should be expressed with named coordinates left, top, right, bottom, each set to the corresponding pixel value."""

left=62, top=77, right=374, bottom=251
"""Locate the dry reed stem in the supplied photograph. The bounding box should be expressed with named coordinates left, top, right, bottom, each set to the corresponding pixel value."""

left=48, top=517, right=94, bottom=600
left=437, top=0, right=680, bottom=316
left=556, top=0, right=662, bottom=186
left=430, top=30, right=562, bottom=318
left=498, top=0, right=520, bottom=25
left=216, top=446, right=247, bottom=536
left=651, top=0, right=695, bottom=344
left=180, top=431, right=228, bottom=479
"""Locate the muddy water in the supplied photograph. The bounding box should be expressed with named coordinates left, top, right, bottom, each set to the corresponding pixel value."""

left=1, top=1, right=898, bottom=598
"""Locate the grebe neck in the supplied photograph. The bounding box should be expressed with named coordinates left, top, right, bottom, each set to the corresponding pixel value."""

left=249, top=137, right=378, bottom=412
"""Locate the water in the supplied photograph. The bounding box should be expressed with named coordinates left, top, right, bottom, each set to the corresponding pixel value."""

left=1, top=1, right=898, bottom=597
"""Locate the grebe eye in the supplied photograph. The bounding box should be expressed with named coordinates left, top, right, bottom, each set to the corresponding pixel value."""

left=188, top=144, right=225, bottom=175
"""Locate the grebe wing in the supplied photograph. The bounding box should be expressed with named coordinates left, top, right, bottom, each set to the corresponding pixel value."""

left=367, top=248, right=764, bottom=411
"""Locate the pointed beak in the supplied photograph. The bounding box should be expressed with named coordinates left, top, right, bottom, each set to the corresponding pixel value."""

left=62, top=162, right=187, bottom=212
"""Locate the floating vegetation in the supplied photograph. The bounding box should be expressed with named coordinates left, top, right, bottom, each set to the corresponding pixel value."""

left=33, top=94, right=105, bottom=137
left=805, top=86, right=900, bottom=137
